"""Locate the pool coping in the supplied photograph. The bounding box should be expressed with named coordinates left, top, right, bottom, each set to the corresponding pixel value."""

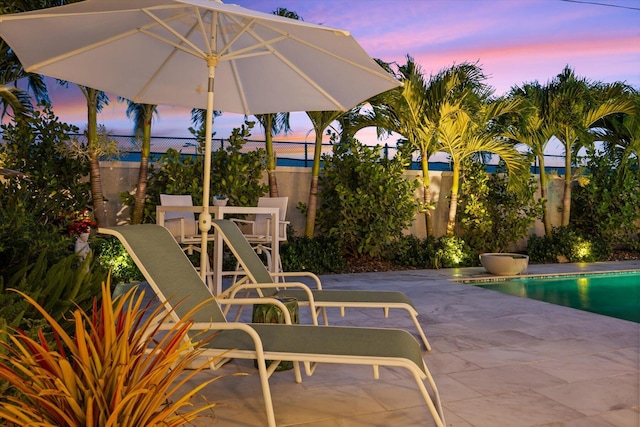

left=454, top=268, right=640, bottom=283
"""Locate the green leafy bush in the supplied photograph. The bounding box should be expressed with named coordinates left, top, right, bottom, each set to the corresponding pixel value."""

left=459, top=160, right=542, bottom=254
left=93, top=236, right=144, bottom=284
left=0, top=105, right=91, bottom=274
left=527, top=227, right=610, bottom=263
left=434, top=236, right=475, bottom=268
left=383, top=235, right=438, bottom=269
left=571, top=148, right=640, bottom=250
left=280, top=235, right=345, bottom=274
left=137, top=121, right=268, bottom=224
left=0, top=251, right=106, bottom=344
left=316, top=136, right=417, bottom=258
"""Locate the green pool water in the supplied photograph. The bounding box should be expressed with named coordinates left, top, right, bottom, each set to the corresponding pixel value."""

left=476, top=271, right=640, bottom=323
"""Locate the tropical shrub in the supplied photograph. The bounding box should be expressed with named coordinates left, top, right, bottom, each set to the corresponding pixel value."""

left=527, top=226, right=610, bottom=263
left=571, top=148, right=640, bottom=249
left=0, top=281, right=223, bottom=426
left=316, top=137, right=418, bottom=258
left=434, top=236, right=475, bottom=268
left=0, top=105, right=91, bottom=274
left=280, top=235, right=345, bottom=274
left=383, top=235, right=438, bottom=269
left=0, top=252, right=106, bottom=341
left=136, top=121, right=268, bottom=224
left=93, top=236, right=143, bottom=284
left=459, top=160, right=543, bottom=254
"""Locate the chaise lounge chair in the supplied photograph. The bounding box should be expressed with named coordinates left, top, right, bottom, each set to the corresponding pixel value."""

left=214, top=219, right=431, bottom=350
left=99, top=224, right=445, bottom=427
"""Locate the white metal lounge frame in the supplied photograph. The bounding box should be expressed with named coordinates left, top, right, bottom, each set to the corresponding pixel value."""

left=99, top=224, right=445, bottom=427
left=213, top=219, right=432, bottom=350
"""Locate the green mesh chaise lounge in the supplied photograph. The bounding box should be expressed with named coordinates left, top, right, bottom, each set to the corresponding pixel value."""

left=213, top=219, right=431, bottom=350
left=99, top=224, right=445, bottom=427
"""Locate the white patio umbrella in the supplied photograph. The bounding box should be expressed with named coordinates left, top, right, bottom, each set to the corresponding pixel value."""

left=0, top=0, right=401, bottom=282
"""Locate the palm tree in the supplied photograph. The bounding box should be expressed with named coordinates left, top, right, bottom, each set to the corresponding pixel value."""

left=546, top=66, right=635, bottom=226
left=78, top=85, right=110, bottom=226
left=506, top=82, right=557, bottom=237
left=594, top=91, right=640, bottom=180
left=123, top=100, right=157, bottom=224
left=0, top=84, right=31, bottom=121
left=304, top=110, right=344, bottom=237
left=374, top=59, right=487, bottom=237
left=254, top=112, right=290, bottom=197
left=437, top=98, right=528, bottom=235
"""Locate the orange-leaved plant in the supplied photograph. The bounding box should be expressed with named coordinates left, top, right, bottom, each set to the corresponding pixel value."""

left=0, top=280, right=228, bottom=426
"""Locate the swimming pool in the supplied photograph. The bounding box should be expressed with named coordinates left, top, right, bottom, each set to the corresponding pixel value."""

left=473, top=271, right=640, bottom=323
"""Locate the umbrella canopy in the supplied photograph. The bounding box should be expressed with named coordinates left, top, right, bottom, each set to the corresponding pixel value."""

left=0, top=0, right=401, bottom=282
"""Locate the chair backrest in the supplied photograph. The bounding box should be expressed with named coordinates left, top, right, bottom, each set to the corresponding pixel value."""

left=254, top=196, right=288, bottom=239
left=211, top=219, right=278, bottom=297
left=99, top=224, right=227, bottom=324
left=159, top=194, right=198, bottom=238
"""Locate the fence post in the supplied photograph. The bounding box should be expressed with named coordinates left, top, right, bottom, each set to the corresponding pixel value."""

left=304, top=142, right=309, bottom=167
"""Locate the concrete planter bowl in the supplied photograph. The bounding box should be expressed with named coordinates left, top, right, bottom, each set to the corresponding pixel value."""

left=480, top=253, right=529, bottom=276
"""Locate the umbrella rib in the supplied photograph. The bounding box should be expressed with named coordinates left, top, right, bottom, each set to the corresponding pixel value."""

left=217, top=27, right=250, bottom=114
left=259, top=20, right=399, bottom=84
left=241, top=26, right=347, bottom=110
left=218, top=14, right=345, bottom=111
left=142, top=8, right=207, bottom=59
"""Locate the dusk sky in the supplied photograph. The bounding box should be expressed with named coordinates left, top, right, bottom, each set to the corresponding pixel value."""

left=26, top=0, right=640, bottom=152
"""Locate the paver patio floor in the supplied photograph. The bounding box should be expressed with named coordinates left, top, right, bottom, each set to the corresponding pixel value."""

left=168, top=260, right=640, bottom=426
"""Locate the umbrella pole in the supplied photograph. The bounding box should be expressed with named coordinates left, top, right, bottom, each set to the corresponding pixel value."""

left=199, top=63, right=216, bottom=285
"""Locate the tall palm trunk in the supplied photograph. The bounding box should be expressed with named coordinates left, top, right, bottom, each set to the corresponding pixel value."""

left=131, top=120, right=151, bottom=224
left=420, top=153, right=435, bottom=237
left=561, top=146, right=572, bottom=226
left=560, top=129, right=572, bottom=227
left=304, top=132, right=323, bottom=237
left=537, top=154, right=552, bottom=236
left=446, top=161, right=461, bottom=235
left=264, top=115, right=279, bottom=197
left=86, top=90, right=107, bottom=226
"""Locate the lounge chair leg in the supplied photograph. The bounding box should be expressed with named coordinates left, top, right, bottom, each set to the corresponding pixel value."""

left=255, top=357, right=277, bottom=427
left=293, top=362, right=302, bottom=383
left=414, top=373, right=445, bottom=427
left=373, top=365, right=379, bottom=380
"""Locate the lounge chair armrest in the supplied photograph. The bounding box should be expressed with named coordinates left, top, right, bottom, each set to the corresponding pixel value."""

left=270, top=271, right=322, bottom=289
left=224, top=282, right=318, bottom=325
left=226, top=281, right=314, bottom=301
left=219, top=297, right=294, bottom=324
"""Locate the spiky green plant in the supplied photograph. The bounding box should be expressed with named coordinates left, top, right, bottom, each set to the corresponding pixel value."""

left=0, top=280, right=227, bottom=426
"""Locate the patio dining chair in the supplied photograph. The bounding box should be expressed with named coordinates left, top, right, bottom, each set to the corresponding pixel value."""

left=231, top=196, right=289, bottom=273
left=99, top=224, right=445, bottom=427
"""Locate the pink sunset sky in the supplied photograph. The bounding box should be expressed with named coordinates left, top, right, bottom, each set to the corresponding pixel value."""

left=25, top=0, right=640, bottom=152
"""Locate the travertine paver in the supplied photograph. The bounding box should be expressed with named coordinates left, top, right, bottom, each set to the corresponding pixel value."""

left=166, top=260, right=640, bottom=426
